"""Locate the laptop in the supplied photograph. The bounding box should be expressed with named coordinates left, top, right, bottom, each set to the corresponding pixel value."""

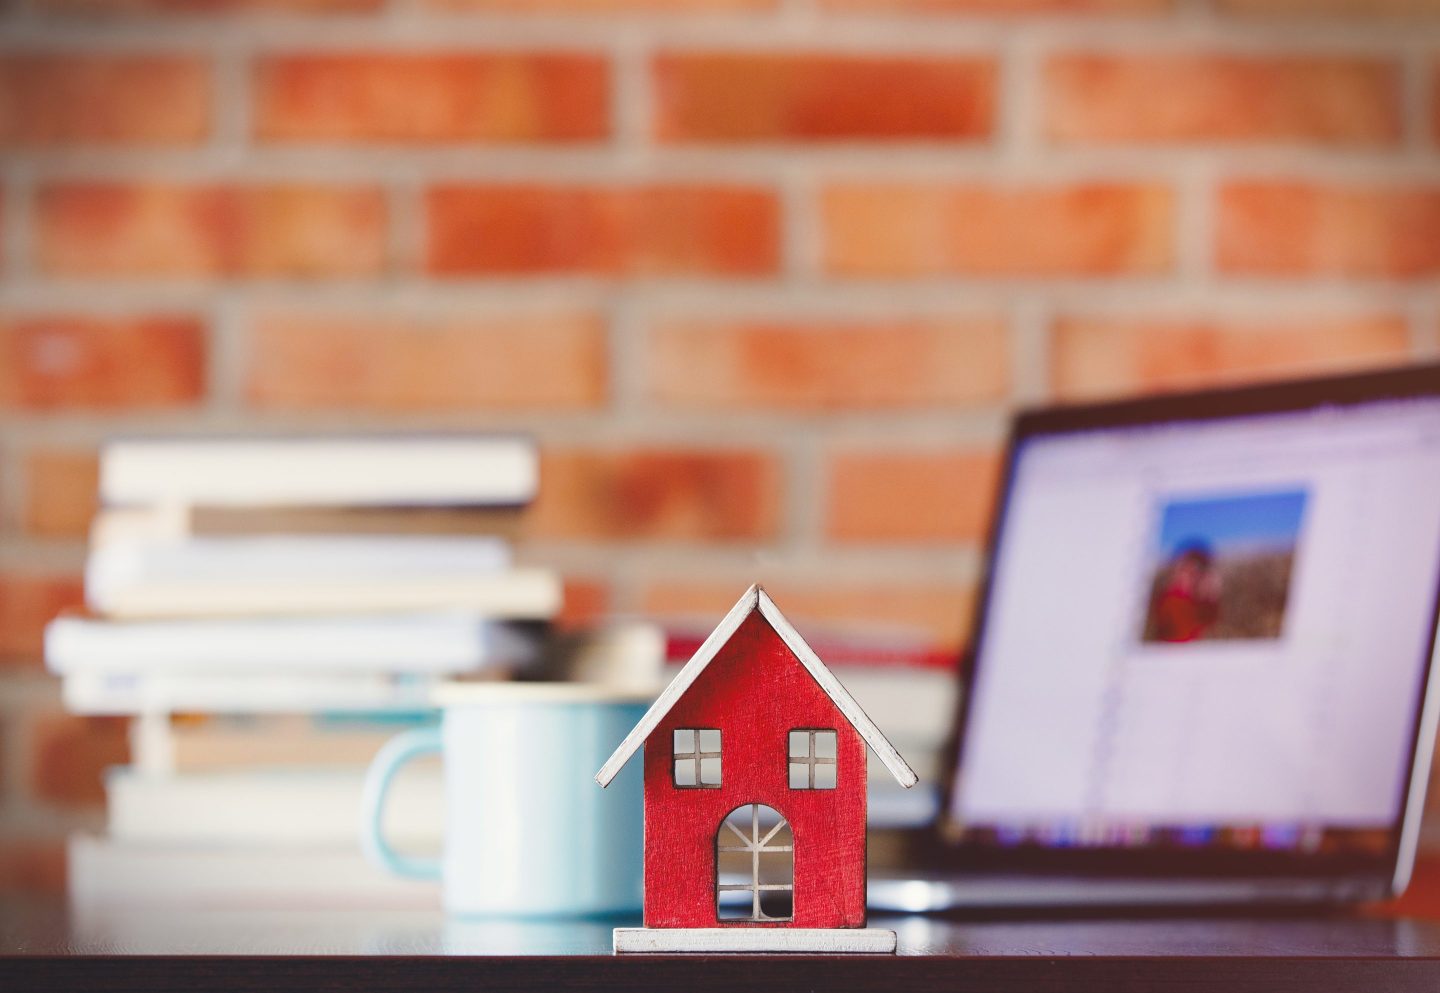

left=870, top=362, right=1440, bottom=911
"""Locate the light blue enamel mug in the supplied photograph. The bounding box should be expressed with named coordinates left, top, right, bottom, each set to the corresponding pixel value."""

left=361, top=683, right=649, bottom=917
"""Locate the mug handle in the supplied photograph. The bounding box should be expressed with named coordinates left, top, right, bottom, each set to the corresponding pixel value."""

left=360, top=726, right=444, bottom=880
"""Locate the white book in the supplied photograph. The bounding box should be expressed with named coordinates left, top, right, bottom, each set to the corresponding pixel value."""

left=82, top=535, right=558, bottom=619
left=69, top=835, right=440, bottom=910
left=62, top=670, right=445, bottom=715
left=88, top=534, right=511, bottom=600
left=47, top=611, right=541, bottom=674
left=86, top=570, right=561, bottom=620
left=86, top=566, right=561, bottom=620
left=106, top=766, right=443, bottom=847
left=101, top=435, right=537, bottom=508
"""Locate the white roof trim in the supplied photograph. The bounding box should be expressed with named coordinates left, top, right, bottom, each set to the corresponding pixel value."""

left=754, top=590, right=918, bottom=789
left=594, top=584, right=917, bottom=790
left=593, top=584, right=759, bottom=790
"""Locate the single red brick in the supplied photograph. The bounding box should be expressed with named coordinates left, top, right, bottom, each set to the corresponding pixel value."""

left=426, top=184, right=779, bottom=276
left=823, top=0, right=1166, bottom=10
left=36, top=183, right=387, bottom=277
left=526, top=448, right=780, bottom=541
left=1051, top=315, right=1413, bottom=400
left=648, top=317, right=1009, bottom=410
left=0, top=839, right=67, bottom=894
left=828, top=449, right=1002, bottom=543
left=28, top=713, right=130, bottom=809
left=641, top=579, right=976, bottom=653
left=24, top=449, right=100, bottom=538
left=653, top=52, right=995, bottom=142
left=823, top=182, right=1174, bottom=276
left=558, top=577, right=610, bottom=631
left=246, top=312, right=607, bottom=411
left=1217, top=181, right=1440, bottom=277
left=0, top=315, right=205, bottom=410
left=0, top=574, right=84, bottom=665
left=254, top=53, right=609, bottom=143
left=1045, top=54, right=1401, bottom=145
left=0, top=54, right=210, bottom=147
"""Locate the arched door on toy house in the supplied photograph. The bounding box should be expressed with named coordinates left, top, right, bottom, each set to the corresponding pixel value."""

left=716, top=803, right=793, bottom=922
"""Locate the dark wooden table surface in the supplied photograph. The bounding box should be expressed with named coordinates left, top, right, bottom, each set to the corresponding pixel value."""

left=5, top=894, right=1440, bottom=992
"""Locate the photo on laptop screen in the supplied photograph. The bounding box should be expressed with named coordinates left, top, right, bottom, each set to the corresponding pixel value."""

left=1139, top=488, right=1308, bottom=645
left=947, top=380, right=1440, bottom=865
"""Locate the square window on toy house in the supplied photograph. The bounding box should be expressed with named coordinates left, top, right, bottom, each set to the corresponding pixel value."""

left=674, top=728, right=722, bottom=788
left=788, top=729, right=837, bottom=789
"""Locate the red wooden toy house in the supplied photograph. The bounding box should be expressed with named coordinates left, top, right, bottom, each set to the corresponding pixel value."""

left=597, top=585, right=917, bottom=953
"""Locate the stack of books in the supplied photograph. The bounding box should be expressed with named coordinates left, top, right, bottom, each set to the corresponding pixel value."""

left=48, top=435, right=561, bottom=907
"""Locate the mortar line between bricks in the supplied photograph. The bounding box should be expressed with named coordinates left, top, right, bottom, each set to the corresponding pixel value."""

left=210, top=39, right=251, bottom=157
left=611, top=28, right=651, bottom=164
left=0, top=403, right=1015, bottom=447
left=205, top=292, right=249, bottom=414
left=997, top=30, right=1039, bottom=169
left=3, top=280, right=1433, bottom=317
left=1, top=17, right=1436, bottom=52
left=1175, top=158, right=1217, bottom=292
left=13, top=148, right=1440, bottom=184
left=604, top=562, right=642, bottom=620
left=521, top=542, right=984, bottom=581
left=779, top=167, right=821, bottom=282
left=784, top=437, right=826, bottom=558
left=607, top=292, right=647, bottom=419
left=820, top=424, right=1010, bottom=456
left=778, top=0, right=822, bottom=24
left=388, top=181, right=426, bottom=279
left=649, top=556, right=989, bottom=591
left=0, top=20, right=1002, bottom=53
left=1011, top=298, right=1051, bottom=408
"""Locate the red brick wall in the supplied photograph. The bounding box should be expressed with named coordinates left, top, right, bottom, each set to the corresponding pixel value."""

left=2, top=0, right=1439, bottom=877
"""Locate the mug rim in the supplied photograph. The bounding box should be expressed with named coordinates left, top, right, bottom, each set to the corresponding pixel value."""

left=431, top=681, right=659, bottom=706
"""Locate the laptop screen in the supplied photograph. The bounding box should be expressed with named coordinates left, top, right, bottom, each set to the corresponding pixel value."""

left=949, top=389, right=1440, bottom=863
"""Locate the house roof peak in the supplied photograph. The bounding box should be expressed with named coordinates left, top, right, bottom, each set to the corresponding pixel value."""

left=594, top=584, right=918, bottom=790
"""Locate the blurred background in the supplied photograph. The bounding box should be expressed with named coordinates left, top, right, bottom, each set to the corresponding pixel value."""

left=1, top=0, right=1438, bottom=895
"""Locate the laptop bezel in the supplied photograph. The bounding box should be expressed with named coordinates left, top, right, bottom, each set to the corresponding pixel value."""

left=934, top=361, right=1440, bottom=890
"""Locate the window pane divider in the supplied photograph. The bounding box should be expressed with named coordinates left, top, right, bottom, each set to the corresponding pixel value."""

left=716, top=804, right=794, bottom=924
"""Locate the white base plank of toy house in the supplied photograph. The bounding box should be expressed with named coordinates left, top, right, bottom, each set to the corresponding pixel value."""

left=612, top=927, right=898, bottom=954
